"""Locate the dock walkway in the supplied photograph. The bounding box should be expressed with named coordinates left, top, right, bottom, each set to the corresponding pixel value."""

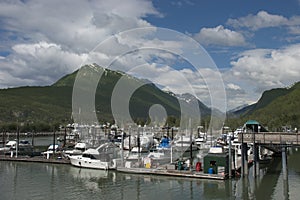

left=0, top=155, right=70, bottom=164
left=117, top=167, right=226, bottom=180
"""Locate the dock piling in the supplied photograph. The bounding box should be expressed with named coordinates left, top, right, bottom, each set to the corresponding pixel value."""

left=282, top=147, right=288, bottom=181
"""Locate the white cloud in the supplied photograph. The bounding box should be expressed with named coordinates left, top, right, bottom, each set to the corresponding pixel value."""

left=0, top=0, right=160, bottom=88
left=194, top=25, right=247, bottom=47
left=0, top=41, right=86, bottom=87
left=223, top=44, right=300, bottom=106
left=227, top=83, right=242, bottom=91
left=227, top=11, right=289, bottom=30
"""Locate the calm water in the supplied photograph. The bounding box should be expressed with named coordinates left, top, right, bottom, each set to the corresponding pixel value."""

left=1, top=145, right=300, bottom=199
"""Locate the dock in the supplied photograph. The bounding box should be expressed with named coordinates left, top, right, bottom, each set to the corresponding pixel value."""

left=0, top=155, right=70, bottom=164
left=117, top=166, right=226, bottom=180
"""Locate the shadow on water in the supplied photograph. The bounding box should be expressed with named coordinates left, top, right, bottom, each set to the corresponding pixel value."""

left=253, top=157, right=282, bottom=199
left=2, top=148, right=300, bottom=200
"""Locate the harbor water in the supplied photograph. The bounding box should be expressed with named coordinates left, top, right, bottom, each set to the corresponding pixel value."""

left=1, top=136, right=300, bottom=199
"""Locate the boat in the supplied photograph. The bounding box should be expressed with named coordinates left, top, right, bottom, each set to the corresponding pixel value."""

left=173, top=135, right=199, bottom=152
left=0, top=140, right=17, bottom=152
left=195, top=132, right=207, bottom=145
left=145, top=147, right=176, bottom=167
left=125, top=146, right=149, bottom=161
left=1, top=140, right=35, bottom=156
left=156, top=136, right=171, bottom=150
left=42, top=144, right=62, bottom=159
left=69, top=142, right=120, bottom=170
left=64, top=142, right=87, bottom=156
left=123, top=131, right=155, bottom=150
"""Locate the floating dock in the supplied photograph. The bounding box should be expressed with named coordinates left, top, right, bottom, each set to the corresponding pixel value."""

left=117, top=166, right=226, bottom=180
left=0, top=155, right=70, bottom=164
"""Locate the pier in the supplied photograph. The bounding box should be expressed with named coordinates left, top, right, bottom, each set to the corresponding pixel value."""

left=0, top=155, right=70, bottom=164
left=117, top=166, right=226, bottom=180
left=237, top=120, right=300, bottom=182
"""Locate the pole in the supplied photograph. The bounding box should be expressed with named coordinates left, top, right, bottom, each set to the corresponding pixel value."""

left=228, top=135, right=232, bottom=178
left=53, top=128, right=56, bottom=159
left=253, top=126, right=257, bottom=178
left=137, top=127, right=141, bottom=167
left=31, top=130, right=34, bottom=147
left=63, top=127, right=67, bottom=148
left=189, top=119, right=192, bottom=171
left=16, top=125, right=19, bottom=158
left=210, top=126, right=213, bottom=147
left=121, top=131, right=124, bottom=167
left=282, top=147, right=288, bottom=181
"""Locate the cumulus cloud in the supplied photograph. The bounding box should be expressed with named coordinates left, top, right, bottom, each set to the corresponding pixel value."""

left=194, top=25, right=247, bottom=47
left=227, top=11, right=289, bottom=30
left=0, top=41, right=86, bottom=87
left=227, top=83, right=242, bottom=91
left=0, top=0, right=160, bottom=88
left=224, top=44, right=300, bottom=103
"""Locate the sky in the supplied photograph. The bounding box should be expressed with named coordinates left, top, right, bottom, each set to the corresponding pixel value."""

left=0, top=0, right=300, bottom=111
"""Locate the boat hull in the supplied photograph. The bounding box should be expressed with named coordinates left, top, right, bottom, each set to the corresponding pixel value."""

left=69, top=155, right=112, bottom=170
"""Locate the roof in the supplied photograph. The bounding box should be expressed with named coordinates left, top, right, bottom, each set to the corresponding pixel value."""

left=245, top=120, right=260, bottom=125
left=83, top=148, right=99, bottom=155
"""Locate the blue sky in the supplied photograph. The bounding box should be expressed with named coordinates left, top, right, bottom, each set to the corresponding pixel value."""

left=146, top=0, right=300, bottom=67
left=0, top=0, right=299, bottom=110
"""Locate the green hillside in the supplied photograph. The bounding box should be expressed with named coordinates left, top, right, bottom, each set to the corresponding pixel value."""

left=227, top=82, right=300, bottom=130
left=0, top=64, right=211, bottom=131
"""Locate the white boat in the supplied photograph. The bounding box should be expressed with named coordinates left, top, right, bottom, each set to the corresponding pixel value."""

left=125, top=146, right=149, bottom=161
left=64, top=142, right=87, bottom=156
left=42, top=144, right=61, bottom=159
left=123, top=132, right=154, bottom=150
left=173, top=136, right=199, bottom=152
left=146, top=148, right=174, bottom=166
left=69, top=143, right=120, bottom=170
left=195, top=132, right=207, bottom=145
left=0, top=140, right=17, bottom=152
left=1, top=140, right=34, bottom=156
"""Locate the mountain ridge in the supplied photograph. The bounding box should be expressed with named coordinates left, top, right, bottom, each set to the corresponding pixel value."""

left=227, top=82, right=300, bottom=130
left=0, top=64, right=212, bottom=130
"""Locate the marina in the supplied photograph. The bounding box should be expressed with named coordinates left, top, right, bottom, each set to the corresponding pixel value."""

left=1, top=120, right=294, bottom=182
left=1, top=149, right=299, bottom=200
left=0, top=120, right=299, bottom=200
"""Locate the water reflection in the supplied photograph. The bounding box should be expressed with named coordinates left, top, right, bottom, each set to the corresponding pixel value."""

left=1, top=148, right=300, bottom=200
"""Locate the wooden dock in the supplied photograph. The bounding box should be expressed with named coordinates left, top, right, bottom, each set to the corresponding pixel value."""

left=117, top=167, right=226, bottom=180
left=0, top=155, right=70, bottom=164
left=238, top=132, right=300, bottom=145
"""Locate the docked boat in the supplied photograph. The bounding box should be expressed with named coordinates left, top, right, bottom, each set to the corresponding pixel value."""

left=173, top=135, right=199, bottom=152
left=0, top=140, right=17, bottom=152
left=1, top=140, right=34, bottom=156
left=195, top=132, right=207, bottom=145
left=156, top=136, right=171, bottom=150
left=64, top=142, right=87, bottom=156
left=69, top=142, right=120, bottom=170
left=145, top=147, right=176, bottom=167
left=42, top=144, right=62, bottom=159
left=125, top=146, right=149, bottom=161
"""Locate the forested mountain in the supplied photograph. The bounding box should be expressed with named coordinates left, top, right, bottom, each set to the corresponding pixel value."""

left=0, top=64, right=211, bottom=131
left=227, top=82, right=300, bottom=130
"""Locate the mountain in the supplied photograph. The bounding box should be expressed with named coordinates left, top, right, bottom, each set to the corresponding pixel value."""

left=174, top=93, right=211, bottom=117
left=228, top=82, right=300, bottom=130
left=230, top=104, right=256, bottom=116
left=0, top=64, right=211, bottom=130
